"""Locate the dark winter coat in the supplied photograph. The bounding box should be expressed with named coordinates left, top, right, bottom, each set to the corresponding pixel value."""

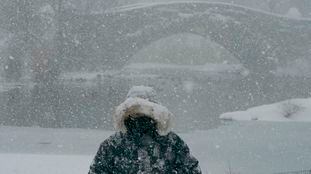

left=88, top=131, right=201, bottom=174
left=89, top=88, right=202, bottom=174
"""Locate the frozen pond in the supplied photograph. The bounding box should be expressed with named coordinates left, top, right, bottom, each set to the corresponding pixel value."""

left=1, top=121, right=311, bottom=174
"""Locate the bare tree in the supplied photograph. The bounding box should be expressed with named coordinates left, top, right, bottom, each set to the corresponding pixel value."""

left=1, top=0, right=35, bottom=81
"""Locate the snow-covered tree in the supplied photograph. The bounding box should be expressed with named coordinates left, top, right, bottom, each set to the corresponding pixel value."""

left=286, top=7, right=302, bottom=18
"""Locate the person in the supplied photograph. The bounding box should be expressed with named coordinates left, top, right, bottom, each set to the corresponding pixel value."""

left=88, top=86, right=202, bottom=174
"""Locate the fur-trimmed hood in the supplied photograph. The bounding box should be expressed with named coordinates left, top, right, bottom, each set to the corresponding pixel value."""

left=114, top=97, right=174, bottom=136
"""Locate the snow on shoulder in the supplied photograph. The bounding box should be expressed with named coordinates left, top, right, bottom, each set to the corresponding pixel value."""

left=220, top=98, right=311, bottom=122
left=114, top=86, right=174, bottom=136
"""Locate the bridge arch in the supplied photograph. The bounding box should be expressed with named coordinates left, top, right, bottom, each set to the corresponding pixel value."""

left=130, top=32, right=240, bottom=66
left=102, top=2, right=311, bottom=74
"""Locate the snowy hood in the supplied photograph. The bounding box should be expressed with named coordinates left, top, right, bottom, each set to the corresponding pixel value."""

left=114, top=97, right=174, bottom=136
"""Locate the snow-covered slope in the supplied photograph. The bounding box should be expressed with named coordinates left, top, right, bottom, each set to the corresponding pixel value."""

left=220, top=98, right=311, bottom=122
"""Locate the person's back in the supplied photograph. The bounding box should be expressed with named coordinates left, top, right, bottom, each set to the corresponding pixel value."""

left=88, top=86, right=202, bottom=174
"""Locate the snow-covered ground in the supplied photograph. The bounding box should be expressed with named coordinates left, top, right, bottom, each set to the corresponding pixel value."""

left=1, top=122, right=311, bottom=174
left=220, top=98, right=311, bottom=122
left=0, top=154, right=91, bottom=174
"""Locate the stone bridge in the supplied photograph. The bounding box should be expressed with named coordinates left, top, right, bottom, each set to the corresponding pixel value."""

left=99, top=2, right=311, bottom=74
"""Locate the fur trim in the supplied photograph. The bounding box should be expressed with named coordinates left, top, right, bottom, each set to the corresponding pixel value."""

left=114, top=97, right=174, bottom=136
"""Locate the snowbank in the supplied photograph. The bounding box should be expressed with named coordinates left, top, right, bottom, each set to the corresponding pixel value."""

left=126, top=63, right=243, bottom=73
left=220, top=98, right=311, bottom=122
